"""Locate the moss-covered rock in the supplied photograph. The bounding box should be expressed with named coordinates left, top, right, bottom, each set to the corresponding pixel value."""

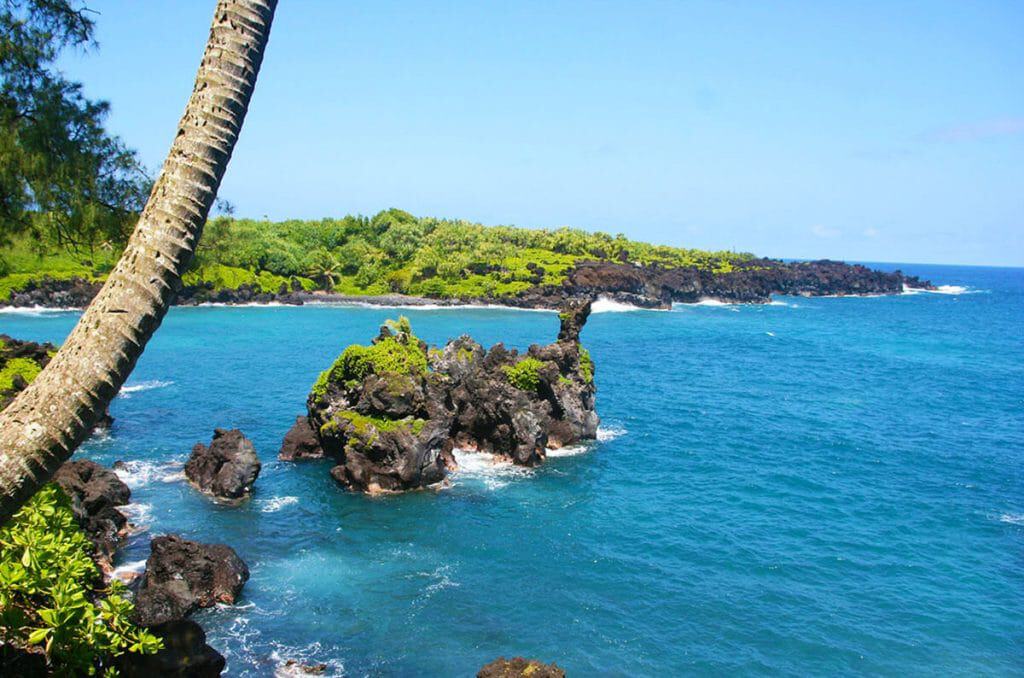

left=290, top=303, right=599, bottom=494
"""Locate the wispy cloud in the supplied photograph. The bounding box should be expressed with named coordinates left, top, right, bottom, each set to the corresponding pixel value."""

left=811, top=224, right=840, bottom=238
left=926, top=117, right=1024, bottom=143
left=863, top=227, right=879, bottom=238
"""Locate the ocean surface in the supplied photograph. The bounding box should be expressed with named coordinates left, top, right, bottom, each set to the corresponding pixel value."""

left=2, top=263, right=1022, bottom=676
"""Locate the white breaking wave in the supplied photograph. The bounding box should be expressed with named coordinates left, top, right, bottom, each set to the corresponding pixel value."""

left=113, top=459, right=185, bottom=489
left=120, top=502, right=153, bottom=527
left=450, top=449, right=533, bottom=490
left=546, top=444, right=589, bottom=458
left=999, top=513, right=1024, bottom=526
left=590, top=295, right=661, bottom=313
left=257, top=496, right=299, bottom=513
left=903, top=284, right=975, bottom=296
left=0, top=305, right=79, bottom=315
left=111, top=559, right=147, bottom=583
left=597, top=425, right=627, bottom=442
left=305, top=300, right=554, bottom=313
left=118, top=379, right=174, bottom=398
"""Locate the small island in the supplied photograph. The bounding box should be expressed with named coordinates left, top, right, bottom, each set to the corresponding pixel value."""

left=280, top=299, right=599, bottom=493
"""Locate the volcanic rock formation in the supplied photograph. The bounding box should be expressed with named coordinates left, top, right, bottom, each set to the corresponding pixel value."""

left=185, top=428, right=261, bottom=502
left=286, top=300, right=599, bottom=493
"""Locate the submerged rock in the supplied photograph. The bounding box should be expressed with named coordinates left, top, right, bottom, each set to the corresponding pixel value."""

left=278, top=416, right=324, bottom=460
left=133, top=535, right=250, bottom=627
left=53, top=460, right=131, bottom=573
left=289, top=300, right=598, bottom=493
left=185, top=428, right=261, bottom=502
left=477, top=657, right=566, bottom=678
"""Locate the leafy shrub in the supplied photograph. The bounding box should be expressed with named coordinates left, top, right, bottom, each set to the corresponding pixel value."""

left=0, top=485, right=161, bottom=675
left=0, top=357, right=42, bottom=391
left=579, top=347, right=594, bottom=384
left=503, top=357, right=546, bottom=392
left=311, top=318, right=427, bottom=401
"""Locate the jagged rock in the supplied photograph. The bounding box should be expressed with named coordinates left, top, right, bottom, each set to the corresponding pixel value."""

left=0, top=643, right=47, bottom=677
left=53, top=460, right=131, bottom=573
left=477, top=657, right=566, bottom=678
left=117, top=620, right=225, bottom=678
left=185, top=428, right=261, bottom=502
left=278, top=416, right=324, bottom=460
left=133, top=535, right=250, bottom=627
left=293, top=303, right=598, bottom=493
left=276, top=659, right=329, bottom=676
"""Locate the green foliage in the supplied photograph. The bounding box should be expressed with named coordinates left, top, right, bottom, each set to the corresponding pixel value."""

left=2, top=208, right=756, bottom=301
left=311, top=318, right=427, bottom=402
left=503, top=357, right=546, bottom=392
left=0, top=356, right=41, bottom=391
left=579, top=347, right=594, bottom=384
left=1, top=0, right=149, bottom=251
left=0, top=485, right=161, bottom=675
left=319, top=410, right=426, bottom=449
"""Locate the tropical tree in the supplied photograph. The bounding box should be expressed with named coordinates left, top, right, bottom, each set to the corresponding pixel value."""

left=0, top=0, right=278, bottom=525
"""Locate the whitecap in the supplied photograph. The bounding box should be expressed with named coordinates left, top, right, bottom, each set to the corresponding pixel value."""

left=766, top=331, right=776, bottom=337
left=590, top=295, right=662, bottom=313
left=597, top=425, right=627, bottom=442
left=118, top=379, right=174, bottom=398
left=257, top=496, right=299, bottom=513
left=450, top=449, right=533, bottom=490
left=903, top=284, right=977, bottom=296
left=999, top=513, right=1024, bottom=525
left=113, top=459, right=184, bottom=488
left=120, top=502, right=153, bottom=527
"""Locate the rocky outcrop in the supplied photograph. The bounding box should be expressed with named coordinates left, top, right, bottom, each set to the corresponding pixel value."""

left=290, top=300, right=598, bottom=493
left=507, top=258, right=936, bottom=309
left=53, top=460, right=132, bottom=573
left=3, top=276, right=103, bottom=308
left=122, top=535, right=248, bottom=677
left=477, top=657, right=566, bottom=678
left=278, top=416, right=324, bottom=460
left=185, top=429, right=261, bottom=502
left=118, top=619, right=226, bottom=678
left=133, top=535, right=250, bottom=627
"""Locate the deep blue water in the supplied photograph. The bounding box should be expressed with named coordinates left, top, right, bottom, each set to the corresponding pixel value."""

left=2, top=263, right=1022, bottom=676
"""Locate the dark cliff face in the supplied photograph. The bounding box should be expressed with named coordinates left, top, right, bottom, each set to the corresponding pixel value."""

left=290, top=301, right=599, bottom=494
left=508, top=258, right=935, bottom=309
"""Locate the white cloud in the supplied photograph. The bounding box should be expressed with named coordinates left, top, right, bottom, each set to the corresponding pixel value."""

left=811, top=224, right=840, bottom=238
left=863, top=227, right=879, bottom=238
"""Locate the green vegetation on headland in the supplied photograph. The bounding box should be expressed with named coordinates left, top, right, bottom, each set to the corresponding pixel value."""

left=0, top=208, right=753, bottom=302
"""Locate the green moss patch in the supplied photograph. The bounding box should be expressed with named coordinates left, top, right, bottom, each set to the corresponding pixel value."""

left=502, top=357, right=546, bottom=392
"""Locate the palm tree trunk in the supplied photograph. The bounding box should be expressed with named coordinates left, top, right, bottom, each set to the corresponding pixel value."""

left=0, top=0, right=277, bottom=525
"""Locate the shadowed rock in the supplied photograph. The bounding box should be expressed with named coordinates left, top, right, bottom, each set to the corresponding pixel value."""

left=117, top=619, right=225, bottom=677
left=133, top=535, right=249, bottom=627
left=53, top=460, right=131, bottom=573
left=278, top=416, right=324, bottom=460
left=185, top=428, right=261, bottom=502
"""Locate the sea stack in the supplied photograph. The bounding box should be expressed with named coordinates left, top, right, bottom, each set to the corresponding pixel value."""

left=185, top=429, right=261, bottom=502
left=288, top=299, right=599, bottom=493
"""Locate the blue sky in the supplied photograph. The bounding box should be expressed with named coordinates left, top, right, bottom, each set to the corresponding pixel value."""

left=62, top=1, right=1022, bottom=265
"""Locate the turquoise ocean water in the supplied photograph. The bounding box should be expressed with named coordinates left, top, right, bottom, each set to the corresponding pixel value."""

left=1, top=263, right=1022, bottom=676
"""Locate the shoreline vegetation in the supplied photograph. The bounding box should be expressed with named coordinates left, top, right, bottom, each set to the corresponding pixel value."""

left=0, top=209, right=933, bottom=311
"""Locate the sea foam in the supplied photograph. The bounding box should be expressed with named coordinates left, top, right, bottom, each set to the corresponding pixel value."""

left=118, top=379, right=174, bottom=398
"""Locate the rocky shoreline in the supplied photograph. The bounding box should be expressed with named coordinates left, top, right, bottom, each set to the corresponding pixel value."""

left=1, top=258, right=934, bottom=310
